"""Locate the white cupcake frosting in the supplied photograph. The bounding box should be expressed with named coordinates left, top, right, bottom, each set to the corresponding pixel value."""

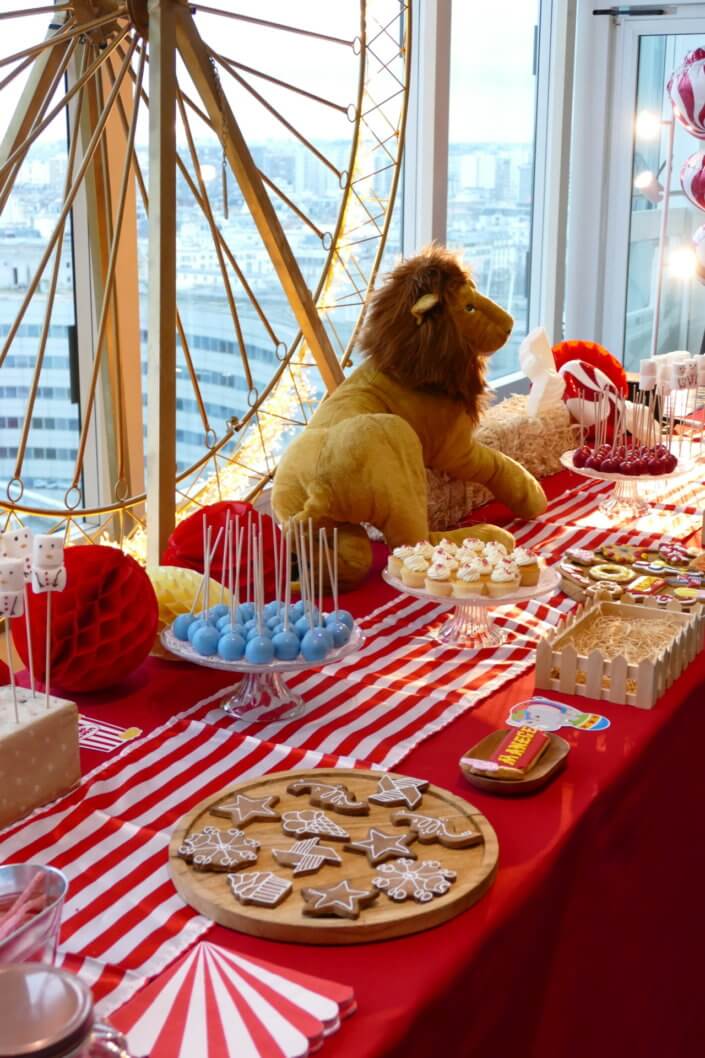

left=426, top=560, right=453, bottom=581
left=475, top=556, right=493, bottom=576
left=393, top=544, right=416, bottom=560
left=460, top=537, right=484, bottom=554
left=491, top=560, right=519, bottom=583
left=514, top=547, right=538, bottom=567
left=456, top=560, right=483, bottom=583
left=435, top=538, right=459, bottom=555
left=403, top=553, right=429, bottom=573
left=484, top=542, right=509, bottom=562
left=413, top=541, right=434, bottom=559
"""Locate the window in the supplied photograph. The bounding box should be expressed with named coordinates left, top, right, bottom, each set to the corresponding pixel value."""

left=446, top=2, right=540, bottom=381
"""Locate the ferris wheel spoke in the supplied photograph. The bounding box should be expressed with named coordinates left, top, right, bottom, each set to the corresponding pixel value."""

left=176, top=90, right=255, bottom=394
left=257, top=169, right=325, bottom=240
left=69, top=39, right=142, bottom=494
left=210, top=51, right=351, bottom=115
left=214, top=55, right=342, bottom=179
left=11, top=48, right=90, bottom=487
left=0, top=35, right=78, bottom=214
left=0, top=9, right=127, bottom=69
left=0, top=27, right=130, bottom=188
left=0, top=4, right=72, bottom=19
left=189, top=6, right=355, bottom=48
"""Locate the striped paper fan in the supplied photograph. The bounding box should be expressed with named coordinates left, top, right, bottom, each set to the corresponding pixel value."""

left=109, top=941, right=355, bottom=1058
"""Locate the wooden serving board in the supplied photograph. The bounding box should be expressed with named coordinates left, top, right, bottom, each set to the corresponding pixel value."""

left=460, top=731, right=570, bottom=795
left=169, top=767, right=498, bottom=944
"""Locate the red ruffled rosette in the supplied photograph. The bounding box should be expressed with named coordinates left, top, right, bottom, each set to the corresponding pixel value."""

left=162, top=500, right=281, bottom=598
left=552, top=340, right=628, bottom=399
left=12, top=546, right=158, bottom=693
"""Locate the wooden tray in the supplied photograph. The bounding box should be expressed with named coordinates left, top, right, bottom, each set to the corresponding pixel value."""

left=168, top=767, right=498, bottom=945
left=459, top=731, right=570, bottom=795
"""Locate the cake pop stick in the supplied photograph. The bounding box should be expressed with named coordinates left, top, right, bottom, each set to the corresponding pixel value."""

left=0, top=558, right=24, bottom=722
left=283, top=525, right=292, bottom=633
left=219, top=513, right=230, bottom=605
left=318, top=528, right=325, bottom=627
left=1, top=529, right=35, bottom=698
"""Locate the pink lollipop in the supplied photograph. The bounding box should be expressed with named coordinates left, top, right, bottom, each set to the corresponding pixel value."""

left=668, top=56, right=705, bottom=139
left=681, top=151, right=705, bottom=211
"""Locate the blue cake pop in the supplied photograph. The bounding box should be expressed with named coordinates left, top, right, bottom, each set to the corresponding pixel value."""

left=294, top=614, right=311, bottom=639
left=192, top=625, right=220, bottom=656
left=245, top=634, right=275, bottom=664
left=209, top=603, right=230, bottom=622
left=187, top=616, right=207, bottom=642
left=264, top=600, right=281, bottom=619
left=325, top=609, right=354, bottom=631
left=291, top=599, right=307, bottom=620
left=327, top=619, right=352, bottom=648
left=246, top=625, right=272, bottom=641
left=244, top=617, right=257, bottom=633
left=216, top=613, right=232, bottom=631
left=266, top=614, right=282, bottom=631
left=272, top=629, right=300, bottom=660
left=173, top=613, right=196, bottom=641
left=300, top=627, right=330, bottom=662
left=238, top=602, right=255, bottom=623
left=217, top=631, right=246, bottom=661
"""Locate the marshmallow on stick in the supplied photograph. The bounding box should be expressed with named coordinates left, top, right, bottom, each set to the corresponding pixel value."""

left=2, top=529, right=36, bottom=697
left=0, top=558, right=24, bottom=618
left=31, top=535, right=66, bottom=594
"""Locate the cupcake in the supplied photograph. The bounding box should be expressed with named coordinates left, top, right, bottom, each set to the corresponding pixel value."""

left=401, top=553, right=430, bottom=588
left=432, top=546, right=459, bottom=572
left=475, top=555, right=494, bottom=585
left=387, top=544, right=415, bottom=578
left=453, top=560, right=485, bottom=598
left=424, top=559, right=454, bottom=597
left=514, top=547, right=540, bottom=586
left=487, top=560, right=521, bottom=598
left=414, top=541, right=434, bottom=560
left=484, top=541, right=509, bottom=564
left=460, top=537, right=485, bottom=557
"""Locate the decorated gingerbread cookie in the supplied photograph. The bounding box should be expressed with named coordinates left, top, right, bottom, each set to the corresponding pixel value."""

left=390, top=810, right=482, bottom=849
left=600, top=544, right=637, bottom=564
left=367, top=774, right=428, bottom=810
left=627, top=575, right=665, bottom=594
left=372, top=858, right=456, bottom=904
left=177, top=826, right=259, bottom=872
left=228, top=870, right=292, bottom=908
left=272, top=837, right=342, bottom=877
left=344, top=826, right=417, bottom=866
left=589, top=562, right=634, bottom=584
left=565, top=548, right=596, bottom=566
left=211, top=793, right=280, bottom=827
left=286, top=779, right=369, bottom=816
left=281, top=809, right=350, bottom=841
left=301, top=879, right=379, bottom=920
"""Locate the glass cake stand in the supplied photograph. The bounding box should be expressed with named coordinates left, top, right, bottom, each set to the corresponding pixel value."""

left=161, top=625, right=364, bottom=724
left=560, top=449, right=698, bottom=519
left=382, top=566, right=561, bottom=647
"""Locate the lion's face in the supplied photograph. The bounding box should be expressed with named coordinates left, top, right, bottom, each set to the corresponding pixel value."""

left=358, top=246, right=514, bottom=423
left=450, top=280, right=513, bottom=357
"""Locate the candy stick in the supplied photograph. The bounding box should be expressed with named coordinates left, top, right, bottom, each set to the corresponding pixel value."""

left=44, top=593, right=51, bottom=710
left=219, top=513, right=230, bottom=604
left=283, top=525, right=292, bottom=633
left=294, top=520, right=310, bottom=622
left=272, top=516, right=280, bottom=612
left=23, top=585, right=35, bottom=699
left=322, top=529, right=340, bottom=619
left=308, top=519, right=316, bottom=630
left=5, top=619, right=18, bottom=722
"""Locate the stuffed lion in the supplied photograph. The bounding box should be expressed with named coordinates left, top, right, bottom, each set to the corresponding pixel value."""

left=272, top=246, right=548, bottom=588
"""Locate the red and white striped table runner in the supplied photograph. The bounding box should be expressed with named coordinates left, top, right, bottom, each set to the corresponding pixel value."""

left=0, top=698, right=357, bottom=1016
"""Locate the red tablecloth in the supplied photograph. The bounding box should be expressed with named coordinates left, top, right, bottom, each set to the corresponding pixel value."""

left=12, top=470, right=705, bottom=1057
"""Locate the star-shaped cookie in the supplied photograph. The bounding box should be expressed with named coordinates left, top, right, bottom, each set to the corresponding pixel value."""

left=301, top=879, right=379, bottom=920
left=344, top=826, right=417, bottom=866
left=211, top=793, right=280, bottom=827
left=367, top=774, right=429, bottom=810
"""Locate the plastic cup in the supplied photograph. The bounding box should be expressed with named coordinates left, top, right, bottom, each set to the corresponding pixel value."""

left=0, top=863, right=68, bottom=966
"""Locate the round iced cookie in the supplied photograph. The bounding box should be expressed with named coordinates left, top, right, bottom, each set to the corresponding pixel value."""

left=589, top=563, right=634, bottom=584
left=217, top=631, right=246, bottom=661
left=245, top=635, right=275, bottom=664
left=272, top=630, right=301, bottom=660
left=173, top=613, right=196, bottom=640
left=192, top=625, right=220, bottom=656
left=599, top=545, right=637, bottom=564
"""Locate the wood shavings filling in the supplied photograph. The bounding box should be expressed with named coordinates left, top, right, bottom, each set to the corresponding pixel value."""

left=559, top=613, right=682, bottom=664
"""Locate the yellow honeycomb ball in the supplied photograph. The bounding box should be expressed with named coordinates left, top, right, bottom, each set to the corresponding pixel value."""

left=147, top=565, right=231, bottom=657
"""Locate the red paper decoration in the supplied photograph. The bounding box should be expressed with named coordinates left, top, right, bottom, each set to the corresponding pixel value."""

left=12, top=546, right=158, bottom=693
left=552, top=340, right=628, bottom=399
left=681, top=151, right=705, bottom=211
left=162, top=501, right=282, bottom=597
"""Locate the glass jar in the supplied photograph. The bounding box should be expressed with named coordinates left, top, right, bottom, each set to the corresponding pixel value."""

left=0, top=964, right=131, bottom=1058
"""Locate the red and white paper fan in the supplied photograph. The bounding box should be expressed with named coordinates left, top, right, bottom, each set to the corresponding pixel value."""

left=109, top=941, right=355, bottom=1058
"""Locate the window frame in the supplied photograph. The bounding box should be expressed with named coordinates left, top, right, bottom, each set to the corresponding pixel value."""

left=402, top=0, right=573, bottom=396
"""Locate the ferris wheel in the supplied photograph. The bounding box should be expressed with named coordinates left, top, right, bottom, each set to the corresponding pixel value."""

left=0, top=0, right=410, bottom=559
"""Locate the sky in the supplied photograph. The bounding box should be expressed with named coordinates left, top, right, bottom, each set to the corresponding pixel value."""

left=1, top=1, right=539, bottom=148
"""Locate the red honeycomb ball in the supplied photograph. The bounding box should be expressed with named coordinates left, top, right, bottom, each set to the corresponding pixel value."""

left=162, top=501, right=282, bottom=598
left=12, top=545, right=158, bottom=693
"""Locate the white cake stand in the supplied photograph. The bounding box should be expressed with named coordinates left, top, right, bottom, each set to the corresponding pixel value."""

left=560, top=449, right=697, bottom=519
left=382, top=566, right=561, bottom=647
left=160, top=625, right=364, bottom=724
